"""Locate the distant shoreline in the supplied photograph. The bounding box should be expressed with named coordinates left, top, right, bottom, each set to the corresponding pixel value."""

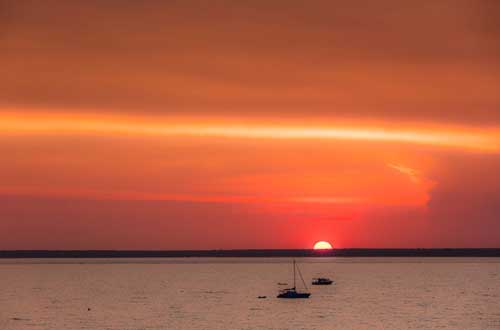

left=1, top=249, right=500, bottom=258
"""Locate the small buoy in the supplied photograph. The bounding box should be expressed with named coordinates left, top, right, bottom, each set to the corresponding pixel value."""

left=87, top=308, right=91, bottom=311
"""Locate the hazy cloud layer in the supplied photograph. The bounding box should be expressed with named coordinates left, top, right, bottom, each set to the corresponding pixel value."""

left=2, top=0, right=500, bottom=124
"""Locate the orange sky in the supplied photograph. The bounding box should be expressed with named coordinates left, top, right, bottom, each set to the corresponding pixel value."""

left=1, top=0, right=500, bottom=249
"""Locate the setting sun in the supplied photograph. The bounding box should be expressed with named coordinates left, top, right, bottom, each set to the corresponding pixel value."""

left=313, top=241, right=333, bottom=250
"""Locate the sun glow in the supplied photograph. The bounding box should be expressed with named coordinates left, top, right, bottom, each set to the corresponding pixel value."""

left=313, top=241, right=333, bottom=250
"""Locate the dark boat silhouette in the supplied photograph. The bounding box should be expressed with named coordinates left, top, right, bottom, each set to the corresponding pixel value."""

left=277, top=259, right=311, bottom=299
left=312, top=277, right=333, bottom=285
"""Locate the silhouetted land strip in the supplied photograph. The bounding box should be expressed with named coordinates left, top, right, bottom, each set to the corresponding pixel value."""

left=1, top=249, right=500, bottom=258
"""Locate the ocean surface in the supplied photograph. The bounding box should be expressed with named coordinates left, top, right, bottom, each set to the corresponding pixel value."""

left=1, top=257, right=499, bottom=330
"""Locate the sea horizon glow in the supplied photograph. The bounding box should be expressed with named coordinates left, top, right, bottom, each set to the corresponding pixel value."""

left=2, top=2, right=499, bottom=329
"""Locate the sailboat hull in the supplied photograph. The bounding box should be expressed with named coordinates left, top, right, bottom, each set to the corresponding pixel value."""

left=277, top=291, right=311, bottom=299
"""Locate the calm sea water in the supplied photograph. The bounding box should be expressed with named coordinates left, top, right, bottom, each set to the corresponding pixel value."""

left=1, top=258, right=499, bottom=330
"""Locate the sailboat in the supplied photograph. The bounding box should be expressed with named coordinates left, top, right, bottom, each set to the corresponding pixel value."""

left=277, top=259, right=311, bottom=298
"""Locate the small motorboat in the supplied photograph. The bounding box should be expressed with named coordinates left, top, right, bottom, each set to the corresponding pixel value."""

left=277, top=259, right=311, bottom=299
left=312, top=277, right=333, bottom=285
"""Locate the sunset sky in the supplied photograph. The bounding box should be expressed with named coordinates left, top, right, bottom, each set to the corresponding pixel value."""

left=1, top=0, right=500, bottom=249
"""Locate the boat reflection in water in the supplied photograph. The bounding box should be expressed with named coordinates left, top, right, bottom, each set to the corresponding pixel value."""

left=277, top=259, right=311, bottom=299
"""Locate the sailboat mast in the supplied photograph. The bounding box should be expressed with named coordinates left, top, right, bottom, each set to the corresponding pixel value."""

left=293, top=259, right=296, bottom=288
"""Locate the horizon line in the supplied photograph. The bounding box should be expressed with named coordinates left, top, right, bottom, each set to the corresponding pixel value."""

left=1, top=248, right=499, bottom=259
